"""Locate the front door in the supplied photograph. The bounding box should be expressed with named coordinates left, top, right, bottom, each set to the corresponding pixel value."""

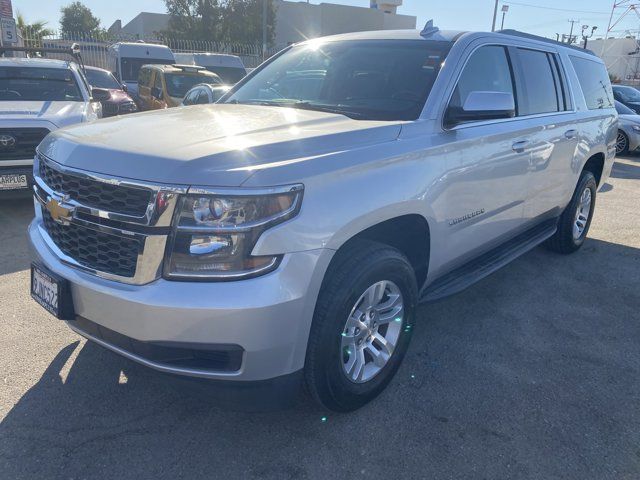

left=429, top=45, right=531, bottom=276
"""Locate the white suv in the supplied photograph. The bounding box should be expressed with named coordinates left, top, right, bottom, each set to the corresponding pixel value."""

left=0, top=55, right=100, bottom=193
left=29, top=27, right=616, bottom=411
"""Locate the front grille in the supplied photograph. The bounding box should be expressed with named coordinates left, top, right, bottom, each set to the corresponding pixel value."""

left=0, top=128, right=49, bottom=161
left=101, top=102, right=119, bottom=117
left=42, top=209, right=142, bottom=277
left=39, top=159, right=152, bottom=217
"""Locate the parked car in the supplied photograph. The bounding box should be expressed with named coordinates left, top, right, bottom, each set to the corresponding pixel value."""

left=0, top=54, right=100, bottom=193
left=614, top=100, right=640, bottom=155
left=181, top=83, right=231, bottom=106
left=137, top=64, right=222, bottom=110
left=173, top=53, right=247, bottom=84
left=84, top=66, right=137, bottom=117
left=612, top=85, right=640, bottom=113
left=29, top=27, right=616, bottom=412
left=107, top=42, right=175, bottom=101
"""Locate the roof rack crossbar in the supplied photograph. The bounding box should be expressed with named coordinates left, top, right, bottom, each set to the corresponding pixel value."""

left=0, top=44, right=86, bottom=71
left=498, top=29, right=597, bottom=56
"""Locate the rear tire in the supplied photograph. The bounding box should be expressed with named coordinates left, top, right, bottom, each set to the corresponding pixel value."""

left=305, top=240, right=418, bottom=412
left=545, top=170, right=597, bottom=254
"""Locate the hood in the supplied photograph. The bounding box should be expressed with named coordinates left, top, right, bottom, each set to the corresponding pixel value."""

left=102, top=89, right=133, bottom=104
left=38, top=104, right=403, bottom=187
left=619, top=113, right=640, bottom=126
left=0, top=101, right=86, bottom=128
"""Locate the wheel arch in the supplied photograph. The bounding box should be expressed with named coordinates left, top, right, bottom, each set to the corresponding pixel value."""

left=582, top=152, right=605, bottom=186
left=328, top=214, right=431, bottom=288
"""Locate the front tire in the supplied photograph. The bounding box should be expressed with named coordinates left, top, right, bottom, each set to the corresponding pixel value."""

left=545, top=170, right=597, bottom=254
left=305, top=241, right=418, bottom=412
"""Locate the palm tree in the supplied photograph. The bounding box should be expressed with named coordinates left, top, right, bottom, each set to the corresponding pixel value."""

left=16, top=11, right=54, bottom=47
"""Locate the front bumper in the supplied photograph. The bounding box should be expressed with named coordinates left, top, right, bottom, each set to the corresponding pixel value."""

left=29, top=218, right=333, bottom=383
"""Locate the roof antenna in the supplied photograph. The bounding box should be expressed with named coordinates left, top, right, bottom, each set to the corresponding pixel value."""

left=421, top=19, right=439, bottom=38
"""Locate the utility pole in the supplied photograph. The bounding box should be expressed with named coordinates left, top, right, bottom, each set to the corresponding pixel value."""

left=567, top=20, right=580, bottom=45
left=567, top=19, right=580, bottom=44
left=491, top=0, right=499, bottom=32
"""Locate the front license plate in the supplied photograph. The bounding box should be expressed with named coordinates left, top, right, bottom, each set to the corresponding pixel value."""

left=0, top=174, right=28, bottom=190
left=30, top=263, right=74, bottom=320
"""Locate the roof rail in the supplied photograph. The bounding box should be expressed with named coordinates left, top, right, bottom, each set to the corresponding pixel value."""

left=0, top=44, right=86, bottom=71
left=498, top=29, right=597, bottom=56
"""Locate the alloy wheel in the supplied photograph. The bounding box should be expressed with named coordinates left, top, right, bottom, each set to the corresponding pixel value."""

left=616, top=131, right=628, bottom=155
left=340, top=280, right=404, bottom=384
left=573, top=187, right=592, bottom=240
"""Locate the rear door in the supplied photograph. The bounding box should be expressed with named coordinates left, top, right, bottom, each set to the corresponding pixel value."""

left=509, top=46, right=579, bottom=220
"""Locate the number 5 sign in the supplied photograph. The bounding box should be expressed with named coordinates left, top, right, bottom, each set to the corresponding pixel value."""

left=1, top=17, right=16, bottom=45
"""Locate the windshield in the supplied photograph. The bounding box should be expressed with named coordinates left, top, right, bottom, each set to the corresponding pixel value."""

left=0, top=67, right=82, bottom=101
left=224, top=39, right=451, bottom=121
left=615, top=86, right=640, bottom=103
left=165, top=73, right=218, bottom=98
left=206, top=66, right=246, bottom=84
left=616, top=100, right=636, bottom=115
left=121, top=57, right=174, bottom=82
left=86, top=68, right=121, bottom=89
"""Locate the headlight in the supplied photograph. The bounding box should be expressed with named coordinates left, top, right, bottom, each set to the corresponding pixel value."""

left=119, top=101, right=138, bottom=113
left=164, top=184, right=303, bottom=280
left=632, top=125, right=640, bottom=132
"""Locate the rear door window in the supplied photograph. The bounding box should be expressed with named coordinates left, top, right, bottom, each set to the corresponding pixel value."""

left=570, top=56, right=614, bottom=110
left=514, top=48, right=560, bottom=116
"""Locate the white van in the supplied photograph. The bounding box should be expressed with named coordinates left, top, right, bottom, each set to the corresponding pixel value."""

left=108, top=42, right=175, bottom=98
left=173, top=53, right=247, bottom=84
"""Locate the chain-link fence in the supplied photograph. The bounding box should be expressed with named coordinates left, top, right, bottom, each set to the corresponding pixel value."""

left=13, top=27, right=281, bottom=70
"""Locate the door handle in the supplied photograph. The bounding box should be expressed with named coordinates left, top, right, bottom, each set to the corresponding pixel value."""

left=564, top=129, right=578, bottom=139
left=512, top=140, right=530, bottom=153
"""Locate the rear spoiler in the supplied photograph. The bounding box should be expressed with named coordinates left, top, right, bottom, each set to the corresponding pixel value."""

left=0, top=43, right=86, bottom=71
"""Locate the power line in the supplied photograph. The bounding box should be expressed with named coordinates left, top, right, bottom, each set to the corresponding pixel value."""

left=502, top=1, right=610, bottom=15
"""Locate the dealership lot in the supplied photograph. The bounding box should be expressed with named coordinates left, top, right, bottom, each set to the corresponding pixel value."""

left=0, top=157, right=639, bottom=479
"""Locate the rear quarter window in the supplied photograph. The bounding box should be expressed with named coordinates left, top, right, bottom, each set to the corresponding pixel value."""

left=570, top=56, right=614, bottom=110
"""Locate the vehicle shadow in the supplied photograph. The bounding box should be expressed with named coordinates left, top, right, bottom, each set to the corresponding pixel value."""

left=1, top=238, right=639, bottom=479
left=611, top=160, right=640, bottom=180
left=0, top=195, right=34, bottom=275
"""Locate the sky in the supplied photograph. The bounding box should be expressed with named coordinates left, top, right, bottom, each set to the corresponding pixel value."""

left=10, top=0, right=637, bottom=41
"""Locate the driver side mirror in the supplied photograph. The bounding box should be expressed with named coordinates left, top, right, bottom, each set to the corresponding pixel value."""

left=445, top=91, right=515, bottom=128
left=121, top=83, right=128, bottom=92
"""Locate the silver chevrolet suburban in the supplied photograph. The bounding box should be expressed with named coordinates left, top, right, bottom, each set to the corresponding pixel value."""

left=29, top=26, right=617, bottom=412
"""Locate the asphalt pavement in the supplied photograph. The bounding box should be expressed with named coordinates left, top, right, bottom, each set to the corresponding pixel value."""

left=1, top=158, right=639, bottom=479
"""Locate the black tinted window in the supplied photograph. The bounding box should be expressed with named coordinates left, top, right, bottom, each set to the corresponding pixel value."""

left=121, top=58, right=174, bottom=82
left=516, top=49, right=560, bottom=115
left=570, top=56, right=614, bottom=110
left=449, top=46, right=514, bottom=112
left=0, top=67, right=82, bottom=101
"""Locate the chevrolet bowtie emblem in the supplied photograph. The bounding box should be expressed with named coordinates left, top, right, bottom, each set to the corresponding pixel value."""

left=46, top=197, right=74, bottom=225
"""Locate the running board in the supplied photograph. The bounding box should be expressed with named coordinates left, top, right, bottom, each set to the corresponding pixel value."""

left=420, top=218, right=558, bottom=303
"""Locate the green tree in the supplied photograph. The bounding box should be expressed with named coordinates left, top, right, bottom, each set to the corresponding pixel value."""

left=163, top=0, right=276, bottom=45
left=220, top=0, right=276, bottom=46
left=59, top=2, right=102, bottom=37
left=16, top=11, right=54, bottom=46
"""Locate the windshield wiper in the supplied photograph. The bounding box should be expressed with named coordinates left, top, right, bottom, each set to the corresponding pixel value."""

left=285, top=101, right=367, bottom=119
left=225, top=99, right=367, bottom=119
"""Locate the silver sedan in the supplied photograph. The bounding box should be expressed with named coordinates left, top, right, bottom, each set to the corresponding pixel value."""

left=615, top=100, right=640, bottom=155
